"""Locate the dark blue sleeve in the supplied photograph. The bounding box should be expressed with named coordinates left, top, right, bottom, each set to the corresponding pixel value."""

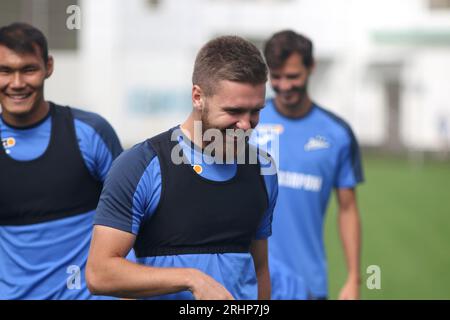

left=72, top=108, right=122, bottom=158
left=72, top=108, right=123, bottom=182
left=335, top=127, right=364, bottom=188
left=94, top=141, right=159, bottom=234
left=255, top=153, right=278, bottom=239
left=315, top=106, right=364, bottom=188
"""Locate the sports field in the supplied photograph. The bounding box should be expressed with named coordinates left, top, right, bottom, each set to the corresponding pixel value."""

left=325, top=155, right=450, bottom=299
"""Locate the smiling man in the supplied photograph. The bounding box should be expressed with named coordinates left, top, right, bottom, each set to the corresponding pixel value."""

left=256, top=30, right=364, bottom=300
left=0, top=23, right=123, bottom=299
left=86, top=36, right=278, bottom=300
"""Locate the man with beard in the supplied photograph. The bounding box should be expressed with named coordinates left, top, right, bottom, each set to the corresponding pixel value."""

left=86, top=36, right=278, bottom=300
left=256, top=30, right=364, bottom=299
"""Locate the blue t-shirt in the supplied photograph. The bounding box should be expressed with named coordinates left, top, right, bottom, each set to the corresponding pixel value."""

left=255, top=99, right=364, bottom=298
left=0, top=105, right=123, bottom=299
left=94, top=129, right=278, bottom=300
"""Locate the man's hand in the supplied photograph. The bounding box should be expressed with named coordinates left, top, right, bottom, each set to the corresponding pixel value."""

left=338, top=277, right=360, bottom=300
left=188, top=269, right=234, bottom=300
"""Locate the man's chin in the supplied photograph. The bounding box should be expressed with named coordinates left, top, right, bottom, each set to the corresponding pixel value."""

left=1, top=103, right=36, bottom=118
left=282, top=97, right=307, bottom=110
left=4, top=105, right=34, bottom=116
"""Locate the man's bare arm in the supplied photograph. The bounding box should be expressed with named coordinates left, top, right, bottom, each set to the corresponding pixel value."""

left=86, top=225, right=234, bottom=300
left=336, top=188, right=362, bottom=300
left=250, top=239, right=271, bottom=300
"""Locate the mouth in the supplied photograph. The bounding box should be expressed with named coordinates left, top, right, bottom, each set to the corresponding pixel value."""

left=4, top=92, right=33, bottom=102
left=279, top=91, right=298, bottom=98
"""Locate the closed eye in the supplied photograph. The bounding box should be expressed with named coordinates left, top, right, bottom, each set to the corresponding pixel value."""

left=22, top=66, right=39, bottom=73
left=286, top=74, right=301, bottom=80
left=251, top=108, right=263, bottom=115
left=224, top=108, right=245, bottom=115
left=224, top=107, right=263, bottom=116
left=0, top=66, right=13, bottom=74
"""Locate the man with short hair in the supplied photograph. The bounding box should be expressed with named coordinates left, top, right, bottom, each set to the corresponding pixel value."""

left=86, top=35, right=277, bottom=300
left=256, top=30, right=364, bottom=299
left=0, top=23, right=123, bottom=299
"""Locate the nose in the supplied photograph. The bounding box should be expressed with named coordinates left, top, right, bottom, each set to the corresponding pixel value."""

left=10, top=72, right=26, bottom=89
left=236, top=114, right=252, bottom=131
left=278, top=77, right=292, bottom=91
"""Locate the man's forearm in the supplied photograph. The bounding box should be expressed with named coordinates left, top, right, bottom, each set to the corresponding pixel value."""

left=87, top=257, right=194, bottom=299
left=338, top=207, right=362, bottom=281
left=250, top=239, right=271, bottom=300
left=256, top=265, right=271, bottom=300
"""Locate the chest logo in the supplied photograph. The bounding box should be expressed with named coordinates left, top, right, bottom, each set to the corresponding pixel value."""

left=304, top=136, right=330, bottom=151
left=192, top=164, right=203, bottom=174
left=2, top=137, right=16, bottom=149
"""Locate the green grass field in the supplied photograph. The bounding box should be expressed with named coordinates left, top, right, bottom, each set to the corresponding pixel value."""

left=325, top=155, right=450, bottom=299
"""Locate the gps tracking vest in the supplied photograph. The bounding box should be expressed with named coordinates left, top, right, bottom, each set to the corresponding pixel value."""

left=0, top=103, right=103, bottom=226
left=134, top=129, right=269, bottom=257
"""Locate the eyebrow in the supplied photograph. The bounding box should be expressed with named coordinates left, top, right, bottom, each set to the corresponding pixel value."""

left=271, top=72, right=301, bottom=77
left=0, top=63, right=40, bottom=70
left=222, top=105, right=265, bottom=113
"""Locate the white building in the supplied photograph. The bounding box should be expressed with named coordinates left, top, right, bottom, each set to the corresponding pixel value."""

left=1, top=0, right=450, bottom=151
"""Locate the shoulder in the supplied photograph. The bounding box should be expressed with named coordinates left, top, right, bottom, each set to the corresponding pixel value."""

left=95, top=140, right=161, bottom=233
left=101, top=140, right=159, bottom=201
left=112, top=140, right=157, bottom=177
left=70, top=107, right=118, bottom=140
left=314, top=104, right=358, bottom=144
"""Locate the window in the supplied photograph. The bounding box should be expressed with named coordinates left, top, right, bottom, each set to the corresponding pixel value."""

left=429, top=0, right=450, bottom=9
left=147, top=0, right=161, bottom=9
left=0, top=0, right=79, bottom=50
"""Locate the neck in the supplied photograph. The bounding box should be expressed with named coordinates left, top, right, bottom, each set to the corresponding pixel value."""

left=274, top=94, right=312, bottom=119
left=180, top=113, right=206, bottom=149
left=2, top=100, right=50, bottom=128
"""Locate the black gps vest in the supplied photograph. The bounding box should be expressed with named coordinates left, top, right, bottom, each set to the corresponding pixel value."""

left=134, top=128, right=269, bottom=257
left=0, top=103, right=103, bottom=226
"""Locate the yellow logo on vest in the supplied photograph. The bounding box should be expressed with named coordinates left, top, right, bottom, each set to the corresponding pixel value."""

left=192, top=164, right=203, bottom=174
left=2, top=137, right=15, bottom=154
left=2, top=137, right=16, bottom=149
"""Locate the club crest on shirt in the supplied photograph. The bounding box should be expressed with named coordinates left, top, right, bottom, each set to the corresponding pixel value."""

left=304, top=136, right=330, bottom=151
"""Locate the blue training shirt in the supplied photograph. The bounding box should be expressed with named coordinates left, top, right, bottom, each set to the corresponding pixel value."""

left=255, top=99, right=364, bottom=298
left=0, top=105, right=123, bottom=299
left=94, top=128, right=278, bottom=300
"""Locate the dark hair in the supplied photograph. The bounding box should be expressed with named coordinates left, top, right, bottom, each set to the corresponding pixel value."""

left=0, top=22, right=49, bottom=64
left=192, top=35, right=268, bottom=96
left=264, top=30, right=314, bottom=70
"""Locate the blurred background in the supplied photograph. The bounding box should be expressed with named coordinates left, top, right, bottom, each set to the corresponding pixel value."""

left=1, top=0, right=449, bottom=299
